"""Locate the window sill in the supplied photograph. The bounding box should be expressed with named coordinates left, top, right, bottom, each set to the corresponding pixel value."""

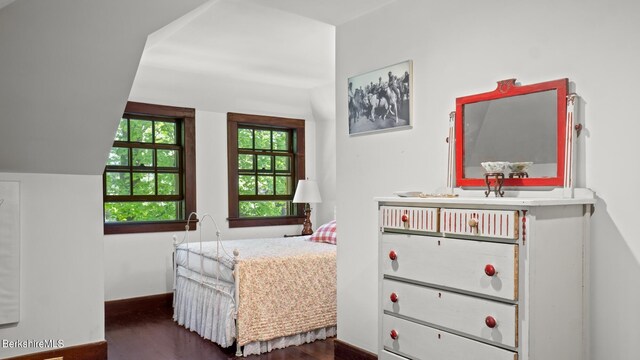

left=104, top=219, right=198, bottom=235
left=228, top=216, right=305, bottom=228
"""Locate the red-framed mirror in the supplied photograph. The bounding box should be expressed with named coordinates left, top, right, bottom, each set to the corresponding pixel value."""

left=455, top=78, right=569, bottom=188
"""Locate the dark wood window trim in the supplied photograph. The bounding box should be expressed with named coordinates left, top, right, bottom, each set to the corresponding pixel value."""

left=104, top=101, right=196, bottom=235
left=227, top=112, right=305, bottom=228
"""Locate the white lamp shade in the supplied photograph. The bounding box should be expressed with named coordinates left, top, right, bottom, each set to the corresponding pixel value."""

left=292, top=180, right=322, bottom=203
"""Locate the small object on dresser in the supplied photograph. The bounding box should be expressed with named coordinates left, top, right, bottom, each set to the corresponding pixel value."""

left=481, top=161, right=510, bottom=174
left=393, top=191, right=423, bottom=198
left=509, top=161, right=533, bottom=178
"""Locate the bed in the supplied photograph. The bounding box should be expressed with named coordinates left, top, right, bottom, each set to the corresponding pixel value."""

left=172, top=213, right=337, bottom=356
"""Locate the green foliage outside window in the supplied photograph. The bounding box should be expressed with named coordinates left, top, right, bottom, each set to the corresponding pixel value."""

left=104, top=117, right=182, bottom=223
left=237, top=127, right=294, bottom=218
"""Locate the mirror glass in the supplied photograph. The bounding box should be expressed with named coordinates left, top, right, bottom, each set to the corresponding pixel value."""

left=455, top=78, right=568, bottom=188
left=463, top=90, right=557, bottom=178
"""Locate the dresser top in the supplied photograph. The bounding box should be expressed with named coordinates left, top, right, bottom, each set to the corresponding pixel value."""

left=376, top=188, right=596, bottom=207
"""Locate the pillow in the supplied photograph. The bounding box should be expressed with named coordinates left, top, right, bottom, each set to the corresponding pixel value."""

left=310, top=220, right=337, bottom=245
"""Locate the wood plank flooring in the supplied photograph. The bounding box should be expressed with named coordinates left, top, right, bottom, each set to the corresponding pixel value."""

left=105, top=305, right=337, bottom=360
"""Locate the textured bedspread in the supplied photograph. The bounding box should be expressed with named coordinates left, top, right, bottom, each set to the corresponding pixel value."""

left=176, top=236, right=337, bottom=346
left=234, top=239, right=336, bottom=346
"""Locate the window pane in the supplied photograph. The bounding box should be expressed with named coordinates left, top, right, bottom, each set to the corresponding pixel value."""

left=107, top=147, right=129, bottom=166
left=157, top=149, right=178, bottom=168
left=132, top=148, right=154, bottom=168
left=275, top=176, right=292, bottom=195
left=130, top=119, right=153, bottom=143
left=106, top=172, right=130, bottom=196
left=275, top=156, right=290, bottom=172
left=239, top=175, right=256, bottom=195
left=273, top=131, right=288, bottom=150
left=238, top=128, right=254, bottom=149
left=257, top=155, right=272, bottom=172
left=155, top=121, right=176, bottom=144
left=255, top=130, right=271, bottom=150
left=257, top=176, right=274, bottom=195
left=115, top=118, right=128, bottom=141
left=158, top=173, right=179, bottom=195
left=239, top=201, right=290, bottom=217
left=133, top=173, right=156, bottom=195
left=104, top=201, right=179, bottom=222
left=238, top=154, right=254, bottom=170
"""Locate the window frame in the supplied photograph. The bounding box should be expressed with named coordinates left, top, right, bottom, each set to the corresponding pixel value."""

left=103, top=101, right=196, bottom=235
left=227, top=112, right=305, bottom=228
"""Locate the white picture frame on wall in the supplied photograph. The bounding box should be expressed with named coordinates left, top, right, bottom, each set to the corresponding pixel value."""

left=0, top=181, right=20, bottom=325
left=348, top=60, right=413, bottom=135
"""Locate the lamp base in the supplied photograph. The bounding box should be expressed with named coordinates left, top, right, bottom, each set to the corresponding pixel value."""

left=301, top=205, right=313, bottom=235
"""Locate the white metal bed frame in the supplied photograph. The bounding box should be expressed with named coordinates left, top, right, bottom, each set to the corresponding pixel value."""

left=172, top=212, right=244, bottom=357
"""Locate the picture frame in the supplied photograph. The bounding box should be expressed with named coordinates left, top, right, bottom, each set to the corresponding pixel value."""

left=348, top=60, right=413, bottom=135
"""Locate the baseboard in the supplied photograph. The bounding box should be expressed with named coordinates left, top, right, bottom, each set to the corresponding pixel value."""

left=334, top=339, right=377, bottom=360
left=105, top=292, right=173, bottom=319
left=2, top=340, right=107, bottom=360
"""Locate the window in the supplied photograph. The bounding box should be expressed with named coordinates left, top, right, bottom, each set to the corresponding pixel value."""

left=227, top=113, right=305, bottom=228
left=103, top=102, right=196, bottom=234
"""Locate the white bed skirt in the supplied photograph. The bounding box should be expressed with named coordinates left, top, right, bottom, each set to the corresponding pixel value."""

left=242, top=325, right=336, bottom=356
left=173, top=274, right=336, bottom=356
left=173, top=274, right=237, bottom=347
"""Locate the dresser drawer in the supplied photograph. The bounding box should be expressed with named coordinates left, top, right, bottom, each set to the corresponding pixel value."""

left=382, top=315, right=517, bottom=360
left=381, top=233, right=518, bottom=301
left=380, top=206, right=439, bottom=233
left=382, top=279, right=518, bottom=348
left=440, top=208, right=519, bottom=240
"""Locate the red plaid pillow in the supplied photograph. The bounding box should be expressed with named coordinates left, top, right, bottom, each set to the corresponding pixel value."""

left=310, top=220, right=337, bottom=244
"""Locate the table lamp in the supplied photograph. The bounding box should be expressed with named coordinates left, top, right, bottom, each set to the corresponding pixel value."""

left=292, top=179, right=322, bottom=235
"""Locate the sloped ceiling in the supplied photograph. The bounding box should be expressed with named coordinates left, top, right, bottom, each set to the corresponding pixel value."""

left=238, top=0, right=397, bottom=25
left=0, top=0, right=392, bottom=175
left=0, top=0, right=208, bottom=175
left=137, top=0, right=335, bottom=90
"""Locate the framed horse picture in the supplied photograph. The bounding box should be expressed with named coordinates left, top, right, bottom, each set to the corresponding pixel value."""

left=348, top=60, right=413, bottom=135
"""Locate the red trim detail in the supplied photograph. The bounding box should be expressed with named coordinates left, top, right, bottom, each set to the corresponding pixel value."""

left=412, top=210, right=415, bottom=228
left=522, top=210, right=528, bottom=243
left=430, top=211, right=433, bottom=231
left=455, top=78, right=568, bottom=187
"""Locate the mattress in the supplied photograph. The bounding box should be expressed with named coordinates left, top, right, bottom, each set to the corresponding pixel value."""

left=174, top=235, right=335, bottom=283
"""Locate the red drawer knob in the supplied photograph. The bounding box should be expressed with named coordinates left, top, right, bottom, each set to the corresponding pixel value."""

left=485, top=316, right=497, bottom=328
left=390, top=292, right=398, bottom=303
left=389, top=250, right=397, bottom=261
left=484, top=264, right=496, bottom=277
left=390, top=329, right=399, bottom=340
left=401, top=214, right=409, bottom=223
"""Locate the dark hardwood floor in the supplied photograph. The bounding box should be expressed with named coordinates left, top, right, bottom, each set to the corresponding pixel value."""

left=105, top=305, right=338, bottom=360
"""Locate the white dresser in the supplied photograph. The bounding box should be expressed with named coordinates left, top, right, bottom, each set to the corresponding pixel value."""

left=377, top=195, right=594, bottom=360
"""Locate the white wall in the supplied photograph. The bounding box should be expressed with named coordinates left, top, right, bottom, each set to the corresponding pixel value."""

left=335, top=0, right=640, bottom=358
left=0, top=173, right=104, bottom=359
left=105, top=65, right=338, bottom=300
left=310, top=83, right=337, bottom=224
